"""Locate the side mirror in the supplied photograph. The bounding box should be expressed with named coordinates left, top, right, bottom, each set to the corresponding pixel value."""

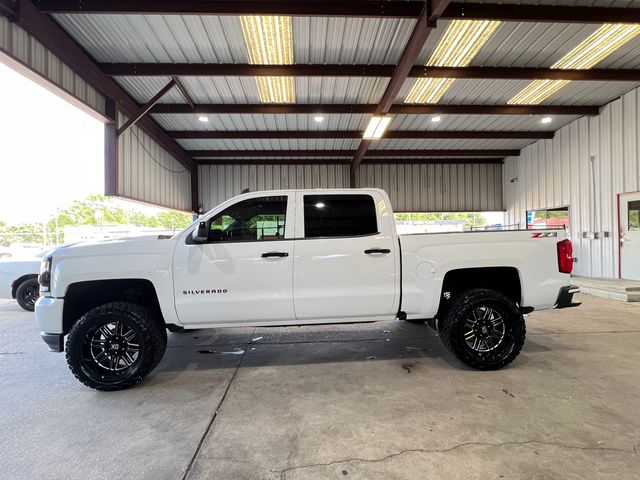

left=192, top=221, right=208, bottom=243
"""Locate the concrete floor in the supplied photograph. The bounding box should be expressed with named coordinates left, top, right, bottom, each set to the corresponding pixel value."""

left=1, top=295, right=638, bottom=480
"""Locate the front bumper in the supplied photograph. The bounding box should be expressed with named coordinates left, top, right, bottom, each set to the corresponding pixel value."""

left=35, top=297, right=65, bottom=352
left=555, top=285, right=581, bottom=309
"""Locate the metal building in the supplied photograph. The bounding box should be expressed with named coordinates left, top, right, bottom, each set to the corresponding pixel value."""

left=2, top=0, right=640, bottom=279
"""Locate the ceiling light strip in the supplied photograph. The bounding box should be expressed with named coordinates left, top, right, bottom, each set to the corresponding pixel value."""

left=240, top=16, right=295, bottom=103
left=509, top=23, right=640, bottom=105
left=405, top=20, right=501, bottom=104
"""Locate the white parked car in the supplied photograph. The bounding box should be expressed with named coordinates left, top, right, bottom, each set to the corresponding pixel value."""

left=35, top=188, right=579, bottom=391
left=0, top=245, right=71, bottom=311
left=0, top=251, right=45, bottom=311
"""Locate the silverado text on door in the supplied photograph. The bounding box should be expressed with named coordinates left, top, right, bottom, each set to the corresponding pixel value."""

left=35, top=189, right=579, bottom=390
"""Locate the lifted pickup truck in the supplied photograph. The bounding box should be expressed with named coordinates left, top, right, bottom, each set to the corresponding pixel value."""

left=36, top=189, right=579, bottom=391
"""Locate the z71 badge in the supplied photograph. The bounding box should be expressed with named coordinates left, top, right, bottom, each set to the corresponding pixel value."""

left=531, top=232, right=558, bottom=238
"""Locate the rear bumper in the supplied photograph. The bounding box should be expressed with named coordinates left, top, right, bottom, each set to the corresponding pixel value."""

left=35, top=297, right=65, bottom=352
left=555, top=285, right=581, bottom=309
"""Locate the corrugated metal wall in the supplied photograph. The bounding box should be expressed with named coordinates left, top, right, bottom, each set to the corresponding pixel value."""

left=118, top=112, right=193, bottom=212
left=355, top=163, right=503, bottom=212
left=199, top=164, right=350, bottom=209
left=0, top=16, right=105, bottom=115
left=503, top=86, right=640, bottom=279
left=199, top=162, right=503, bottom=213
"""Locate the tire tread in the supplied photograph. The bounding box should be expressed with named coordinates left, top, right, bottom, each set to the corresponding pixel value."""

left=439, top=288, right=526, bottom=370
left=65, top=302, right=165, bottom=391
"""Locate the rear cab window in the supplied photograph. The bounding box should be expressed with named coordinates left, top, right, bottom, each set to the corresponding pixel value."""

left=302, top=194, right=378, bottom=238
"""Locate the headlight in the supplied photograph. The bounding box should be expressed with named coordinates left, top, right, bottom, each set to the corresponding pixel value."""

left=39, top=255, right=52, bottom=294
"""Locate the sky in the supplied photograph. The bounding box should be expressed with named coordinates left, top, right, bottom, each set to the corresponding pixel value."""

left=0, top=62, right=171, bottom=225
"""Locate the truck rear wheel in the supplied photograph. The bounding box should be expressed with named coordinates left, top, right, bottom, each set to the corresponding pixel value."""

left=438, top=289, right=525, bottom=370
left=65, top=302, right=166, bottom=391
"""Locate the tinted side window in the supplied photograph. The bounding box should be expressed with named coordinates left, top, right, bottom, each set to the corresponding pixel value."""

left=208, top=196, right=287, bottom=242
left=304, top=194, right=378, bottom=238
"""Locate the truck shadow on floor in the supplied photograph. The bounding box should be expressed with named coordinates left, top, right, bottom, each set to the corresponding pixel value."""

left=151, top=327, right=556, bottom=379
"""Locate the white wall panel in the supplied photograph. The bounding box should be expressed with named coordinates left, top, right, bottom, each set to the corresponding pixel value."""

left=504, top=86, right=640, bottom=279
left=118, top=112, right=193, bottom=212
left=355, top=163, right=503, bottom=212
left=199, top=164, right=350, bottom=210
left=0, top=16, right=105, bottom=115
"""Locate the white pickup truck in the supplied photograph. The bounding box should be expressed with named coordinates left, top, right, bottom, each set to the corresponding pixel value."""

left=35, top=188, right=579, bottom=391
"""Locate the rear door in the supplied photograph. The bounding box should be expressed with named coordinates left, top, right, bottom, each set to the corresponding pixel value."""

left=292, top=191, right=397, bottom=320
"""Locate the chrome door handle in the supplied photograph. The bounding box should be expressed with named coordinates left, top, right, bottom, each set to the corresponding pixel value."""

left=262, top=251, right=289, bottom=258
left=364, top=248, right=391, bottom=255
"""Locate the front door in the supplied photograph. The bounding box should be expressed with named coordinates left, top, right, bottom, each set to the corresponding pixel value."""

left=173, top=194, right=295, bottom=325
left=620, top=192, right=640, bottom=280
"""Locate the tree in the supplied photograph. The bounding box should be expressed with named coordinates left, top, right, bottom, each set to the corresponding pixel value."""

left=1, top=195, right=193, bottom=246
left=394, top=212, right=486, bottom=227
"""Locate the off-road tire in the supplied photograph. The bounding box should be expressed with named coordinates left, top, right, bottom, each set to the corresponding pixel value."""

left=66, top=302, right=166, bottom=391
left=439, top=289, right=526, bottom=370
left=16, top=278, right=39, bottom=312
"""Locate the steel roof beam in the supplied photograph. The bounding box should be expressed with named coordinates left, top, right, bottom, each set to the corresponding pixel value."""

left=116, top=79, right=176, bottom=136
left=35, top=1, right=640, bottom=23
left=4, top=0, right=195, bottom=172
left=170, top=130, right=553, bottom=140
left=172, top=77, right=195, bottom=109
left=442, top=3, right=640, bottom=24
left=196, top=158, right=505, bottom=166
left=150, top=103, right=599, bottom=116
left=100, top=64, right=640, bottom=82
left=33, top=0, right=425, bottom=17
left=188, top=149, right=519, bottom=158
left=350, top=0, right=449, bottom=179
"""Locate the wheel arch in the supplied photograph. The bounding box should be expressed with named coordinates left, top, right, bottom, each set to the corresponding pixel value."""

left=437, top=266, right=522, bottom=317
left=11, top=274, right=38, bottom=299
left=62, top=279, right=166, bottom=334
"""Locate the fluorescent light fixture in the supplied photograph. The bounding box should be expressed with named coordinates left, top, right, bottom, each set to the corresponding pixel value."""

left=431, top=115, right=442, bottom=123
left=509, top=24, right=640, bottom=105
left=363, top=115, right=393, bottom=140
left=315, top=202, right=325, bottom=209
left=240, top=15, right=295, bottom=103
left=255, top=76, right=295, bottom=104
left=405, top=20, right=501, bottom=104
left=541, top=116, right=553, bottom=124
left=198, top=115, right=209, bottom=122
left=314, top=115, right=325, bottom=122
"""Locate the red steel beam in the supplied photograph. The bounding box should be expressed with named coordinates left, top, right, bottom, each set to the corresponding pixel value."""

left=196, top=158, right=505, bottom=166
left=33, top=0, right=424, bottom=17
left=149, top=103, right=599, bottom=116
left=442, top=3, right=640, bottom=24
left=5, top=0, right=195, bottom=171
left=35, top=1, right=640, bottom=23
left=116, top=79, right=176, bottom=136
left=100, top=64, right=640, bottom=82
left=170, top=130, right=554, bottom=140
left=188, top=149, right=519, bottom=158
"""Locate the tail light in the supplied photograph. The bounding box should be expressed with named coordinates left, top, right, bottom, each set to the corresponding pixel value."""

left=557, top=239, right=573, bottom=274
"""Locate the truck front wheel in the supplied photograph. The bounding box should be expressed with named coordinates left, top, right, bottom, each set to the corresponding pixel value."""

left=65, top=302, right=166, bottom=391
left=438, top=289, right=525, bottom=370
